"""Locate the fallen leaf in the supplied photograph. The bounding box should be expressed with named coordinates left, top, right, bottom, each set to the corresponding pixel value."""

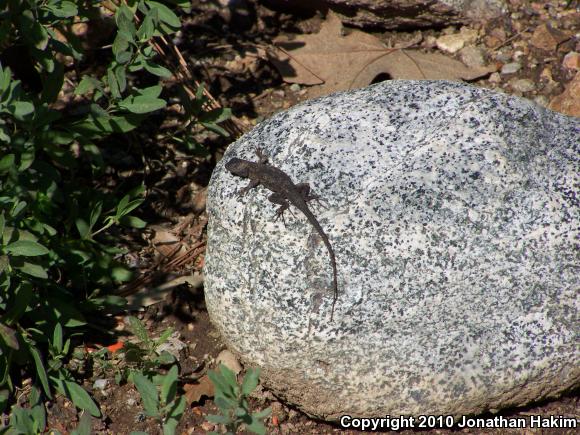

left=184, top=375, right=215, bottom=405
left=107, top=341, right=124, bottom=353
left=269, top=11, right=494, bottom=99
left=530, top=24, right=571, bottom=52
left=549, top=72, right=580, bottom=117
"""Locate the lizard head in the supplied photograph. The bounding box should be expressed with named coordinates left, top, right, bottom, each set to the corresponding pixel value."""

left=225, top=158, right=249, bottom=177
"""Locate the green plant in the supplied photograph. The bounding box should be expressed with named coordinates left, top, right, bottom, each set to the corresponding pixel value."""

left=0, top=0, right=229, bottom=427
left=123, top=316, right=175, bottom=368
left=206, top=365, right=271, bottom=435
left=131, top=365, right=186, bottom=435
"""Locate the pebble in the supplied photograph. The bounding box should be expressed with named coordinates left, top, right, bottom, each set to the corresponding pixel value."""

left=533, top=95, right=549, bottom=107
left=436, top=34, right=466, bottom=53
left=509, top=78, right=535, bottom=93
left=127, top=398, right=137, bottom=406
left=200, top=421, right=215, bottom=431
left=495, top=51, right=512, bottom=63
left=563, top=52, right=580, bottom=70
left=93, top=379, right=108, bottom=391
left=290, top=83, right=301, bottom=92
left=216, top=349, right=242, bottom=374
left=459, top=46, right=485, bottom=68
left=501, top=62, right=522, bottom=74
left=488, top=72, right=502, bottom=84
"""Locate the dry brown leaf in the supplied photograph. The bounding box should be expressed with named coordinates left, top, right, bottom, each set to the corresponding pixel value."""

left=184, top=375, right=215, bottom=405
left=269, top=11, right=494, bottom=99
left=549, top=72, right=580, bottom=117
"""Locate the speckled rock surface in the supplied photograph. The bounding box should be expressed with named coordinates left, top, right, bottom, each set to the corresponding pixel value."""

left=204, top=80, right=579, bottom=420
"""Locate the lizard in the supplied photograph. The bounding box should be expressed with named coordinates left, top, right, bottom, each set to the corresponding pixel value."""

left=225, top=148, right=339, bottom=320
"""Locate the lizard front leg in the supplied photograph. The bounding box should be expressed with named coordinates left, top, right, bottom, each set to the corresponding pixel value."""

left=238, top=179, right=260, bottom=196
left=255, top=147, right=268, bottom=165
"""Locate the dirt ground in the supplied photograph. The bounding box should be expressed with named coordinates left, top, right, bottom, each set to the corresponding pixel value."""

left=41, top=0, right=578, bottom=433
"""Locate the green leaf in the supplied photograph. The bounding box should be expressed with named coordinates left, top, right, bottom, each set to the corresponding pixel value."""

left=200, top=107, right=232, bottom=124
left=16, top=262, right=48, bottom=279
left=115, top=66, right=127, bottom=93
left=137, top=11, right=156, bottom=41
left=112, top=34, right=131, bottom=64
left=75, top=76, right=101, bottom=95
left=107, top=68, right=121, bottom=99
left=115, top=4, right=137, bottom=38
left=241, top=368, right=260, bottom=396
left=9, top=101, right=35, bottom=120
left=120, top=215, right=147, bottom=229
left=0, top=154, right=14, bottom=173
left=0, top=255, right=8, bottom=275
left=133, top=373, right=160, bottom=417
left=119, top=95, right=166, bottom=114
left=128, top=316, right=150, bottom=344
left=41, top=61, right=64, bottom=103
left=75, top=218, right=90, bottom=239
left=116, top=196, right=143, bottom=217
left=26, top=342, right=52, bottom=398
left=89, top=201, right=103, bottom=231
left=206, top=414, right=231, bottom=424
left=3, top=281, right=33, bottom=324
left=163, top=396, right=186, bottom=435
left=161, top=365, right=178, bottom=405
left=0, top=389, right=9, bottom=414
left=5, top=240, right=49, bottom=256
left=0, top=323, right=19, bottom=350
left=143, top=61, right=171, bottom=78
left=148, top=2, right=181, bottom=32
left=63, top=381, right=101, bottom=417
left=111, top=266, right=132, bottom=283
left=71, top=411, right=92, bottom=435
left=53, top=323, right=63, bottom=354
left=29, top=384, right=46, bottom=432
left=219, top=365, right=238, bottom=395
left=201, top=122, right=229, bottom=137
left=20, top=10, right=49, bottom=50
left=46, top=1, right=78, bottom=18
left=245, top=418, right=267, bottom=435
left=251, top=407, right=272, bottom=420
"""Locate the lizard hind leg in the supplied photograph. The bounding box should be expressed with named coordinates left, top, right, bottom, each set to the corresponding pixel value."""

left=268, top=193, right=293, bottom=225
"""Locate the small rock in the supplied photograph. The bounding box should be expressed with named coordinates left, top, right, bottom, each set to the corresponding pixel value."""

left=436, top=34, right=466, bottom=53
left=200, top=421, right=215, bottom=431
left=488, top=72, right=501, bottom=84
left=459, top=46, right=485, bottom=68
left=533, top=95, right=549, bottom=108
left=501, top=62, right=522, bottom=74
left=156, top=332, right=186, bottom=359
left=495, top=51, right=512, bottom=63
left=216, top=349, right=242, bottom=374
left=530, top=24, right=571, bottom=52
left=127, top=398, right=137, bottom=406
left=509, top=78, right=535, bottom=93
left=289, top=83, right=301, bottom=92
left=93, top=379, right=108, bottom=391
left=272, top=89, right=285, bottom=98
left=563, top=52, right=580, bottom=71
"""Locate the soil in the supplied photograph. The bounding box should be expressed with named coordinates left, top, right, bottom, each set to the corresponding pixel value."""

left=33, top=0, right=580, bottom=433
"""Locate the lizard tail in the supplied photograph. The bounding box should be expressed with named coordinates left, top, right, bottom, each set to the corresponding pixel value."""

left=322, top=236, right=338, bottom=322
